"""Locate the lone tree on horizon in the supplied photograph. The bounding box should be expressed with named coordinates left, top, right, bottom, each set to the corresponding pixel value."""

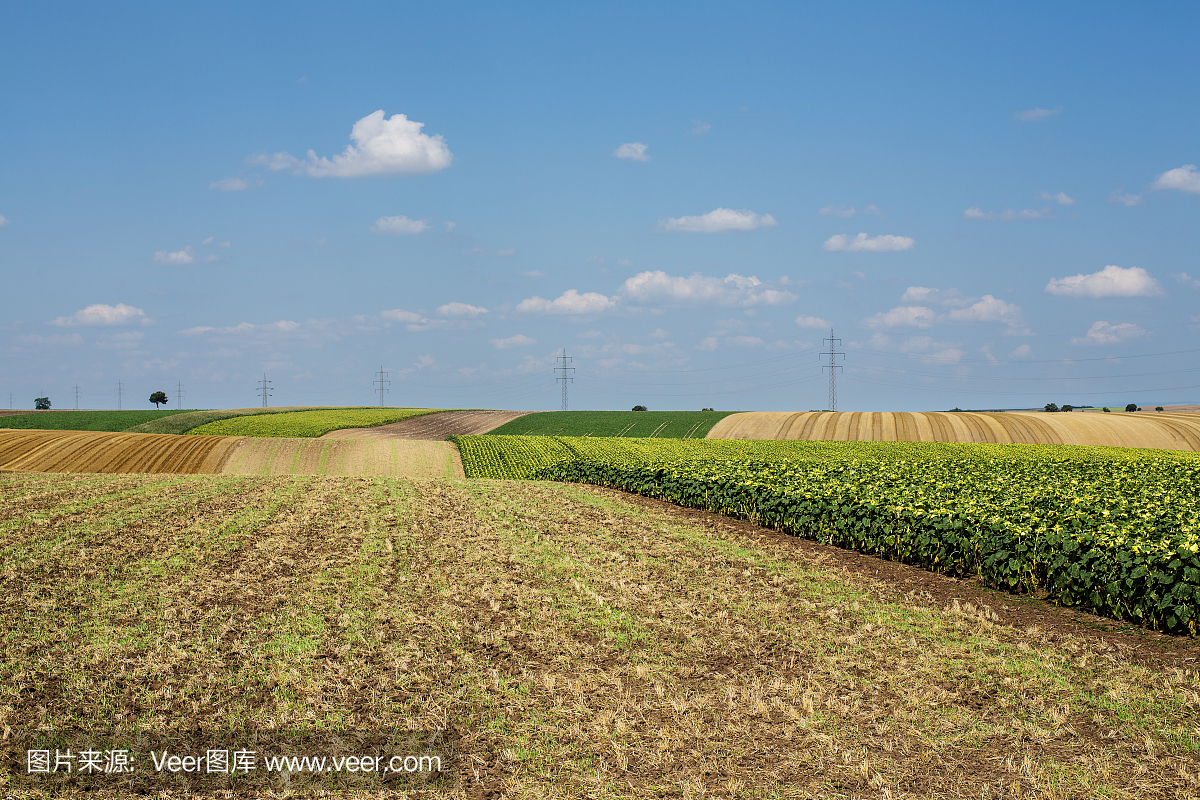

left=149, top=391, right=168, bottom=408
left=34, top=397, right=50, bottom=410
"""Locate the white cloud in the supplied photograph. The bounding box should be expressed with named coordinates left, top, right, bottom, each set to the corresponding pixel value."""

left=1109, top=190, right=1144, bottom=206
left=1152, top=164, right=1200, bottom=194
left=517, top=289, right=616, bottom=315
left=254, top=110, right=452, bottom=178
left=823, top=232, right=914, bottom=252
left=51, top=303, right=151, bottom=327
left=153, top=248, right=195, bottom=265
left=1009, top=344, right=1032, bottom=359
left=465, top=247, right=517, bottom=256
left=521, top=270, right=545, bottom=278
left=865, top=306, right=936, bottom=329
left=1045, top=265, right=1162, bottom=298
left=491, top=334, right=537, bottom=349
left=727, top=335, right=764, bottom=347
left=697, top=336, right=718, bottom=351
left=689, top=120, right=711, bottom=135
left=794, top=315, right=831, bottom=329
left=209, top=177, right=249, bottom=191
left=1015, top=106, right=1062, bottom=121
left=899, top=286, right=971, bottom=307
left=648, top=328, right=669, bottom=338
left=658, top=208, right=778, bottom=233
left=963, top=206, right=1053, bottom=220
left=1071, top=321, right=1147, bottom=345
left=614, top=142, right=650, bottom=161
left=0, top=215, right=9, bottom=226
left=947, top=295, right=1025, bottom=328
left=619, top=271, right=796, bottom=306
left=371, top=215, right=429, bottom=235
left=819, top=205, right=857, bottom=218
left=1039, top=191, right=1075, bottom=205
left=586, top=255, right=604, bottom=264
left=443, top=221, right=456, bottom=232
left=1172, top=272, right=1200, bottom=290
left=437, top=302, right=487, bottom=317
left=380, top=309, right=423, bottom=324
left=617, top=257, right=633, bottom=266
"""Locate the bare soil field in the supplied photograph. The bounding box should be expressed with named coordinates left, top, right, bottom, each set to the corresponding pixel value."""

left=219, top=436, right=463, bottom=478
left=321, top=409, right=532, bottom=440
left=3, top=473, right=1199, bottom=798
left=710, top=410, right=1200, bottom=450
left=0, top=428, right=241, bottom=474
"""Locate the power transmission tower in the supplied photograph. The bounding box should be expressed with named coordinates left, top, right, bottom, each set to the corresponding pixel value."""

left=258, top=374, right=273, bottom=407
left=117, top=380, right=123, bottom=411
left=820, top=328, right=844, bottom=412
left=554, top=350, right=575, bottom=411
left=373, top=366, right=390, bottom=407
left=74, top=384, right=81, bottom=410
left=8, top=393, right=12, bottom=410
left=176, top=381, right=184, bottom=409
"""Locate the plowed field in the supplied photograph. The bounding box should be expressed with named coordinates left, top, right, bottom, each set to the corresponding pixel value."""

left=708, top=410, right=1200, bottom=450
left=218, top=437, right=462, bottom=478
left=321, top=409, right=531, bottom=440
left=0, top=428, right=241, bottom=474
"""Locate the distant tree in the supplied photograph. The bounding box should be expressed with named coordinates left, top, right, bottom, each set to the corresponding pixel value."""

left=149, top=391, right=169, bottom=408
left=34, top=397, right=51, bottom=410
left=1103, top=407, right=1111, bottom=412
left=1044, top=403, right=1059, bottom=413
left=949, top=407, right=964, bottom=412
left=1156, top=406, right=1165, bottom=412
left=632, top=405, right=647, bottom=411
left=1062, top=405, right=1073, bottom=412
left=701, top=407, right=714, bottom=412
left=1125, top=403, right=1138, bottom=412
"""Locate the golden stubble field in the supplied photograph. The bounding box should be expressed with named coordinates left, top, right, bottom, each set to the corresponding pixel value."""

left=4, top=472, right=1200, bottom=798
left=709, top=411, right=1200, bottom=451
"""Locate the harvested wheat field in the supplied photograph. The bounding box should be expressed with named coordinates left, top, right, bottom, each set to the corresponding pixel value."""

left=218, top=436, right=463, bottom=478
left=320, top=409, right=532, bottom=440
left=709, top=410, right=1200, bottom=450
left=0, top=428, right=241, bottom=474
left=4, top=472, right=1200, bottom=798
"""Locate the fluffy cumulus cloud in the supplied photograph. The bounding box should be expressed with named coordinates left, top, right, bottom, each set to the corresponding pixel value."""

left=1152, top=164, right=1200, bottom=194
left=1015, top=106, right=1063, bottom=121
left=490, top=334, right=537, bottom=349
left=1045, top=265, right=1162, bottom=298
left=864, top=306, right=937, bottom=329
left=727, top=335, right=765, bottom=347
left=51, top=303, right=151, bottom=327
left=0, top=214, right=11, bottom=226
left=380, top=309, right=423, bottom=324
left=437, top=302, right=487, bottom=317
left=1039, top=191, right=1075, bottom=205
left=947, top=295, right=1026, bottom=329
left=370, top=215, right=429, bottom=235
left=614, top=142, right=650, bottom=161
left=1071, top=321, right=1147, bottom=345
left=1173, top=272, right=1200, bottom=290
left=963, top=207, right=1052, bottom=220
left=254, top=110, right=452, bottom=178
left=899, top=287, right=970, bottom=307
left=517, top=289, right=616, bottom=315
left=153, top=248, right=195, bottom=265
left=794, top=315, right=831, bottom=329
left=823, top=232, right=914, bottom=252
left=178, top=320, right=298, bottom=336
left=209, top=177, right=249, bottom=191
left=1109, top=191, right=1144, bottom=206
left=619, top=271, right=796, bottom=307
left=658, top=208, right=777, bottom=233
left=818, top=205, right=878, bottom=218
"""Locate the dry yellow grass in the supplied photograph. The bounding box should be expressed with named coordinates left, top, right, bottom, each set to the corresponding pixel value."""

left=0, top=428, right=241, bottom=474
left=218, top=436, right=463, bottom=478
left=707, top=410, right=1200, bottom=450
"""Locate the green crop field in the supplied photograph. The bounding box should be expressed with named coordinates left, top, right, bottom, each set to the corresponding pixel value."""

left=0, top=409, right=196, bottom=432
left=485, top=409, right=734, bottom=438
left=185, top=407, right=444, bottom=438
left=124, top=406, right=341, bottom=434
left=455, top=435, right=1200, bottom=633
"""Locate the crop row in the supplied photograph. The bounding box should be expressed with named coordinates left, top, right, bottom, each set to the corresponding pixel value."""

left=454, top=435, right=1200, bottom=633
left=186, top=408, right=444, bottom=438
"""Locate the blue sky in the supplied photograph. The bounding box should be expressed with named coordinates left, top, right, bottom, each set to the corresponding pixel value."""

left=2, top=2, right=1198, bottom=412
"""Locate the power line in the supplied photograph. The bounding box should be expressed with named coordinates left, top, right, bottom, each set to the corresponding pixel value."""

left=257, top=373, right=273, bottom=407
left=821, top=328, right=844, bottom=412
left=373, top=366, right=390, bottom=407
left=554, top=350, right=575, bottom=411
